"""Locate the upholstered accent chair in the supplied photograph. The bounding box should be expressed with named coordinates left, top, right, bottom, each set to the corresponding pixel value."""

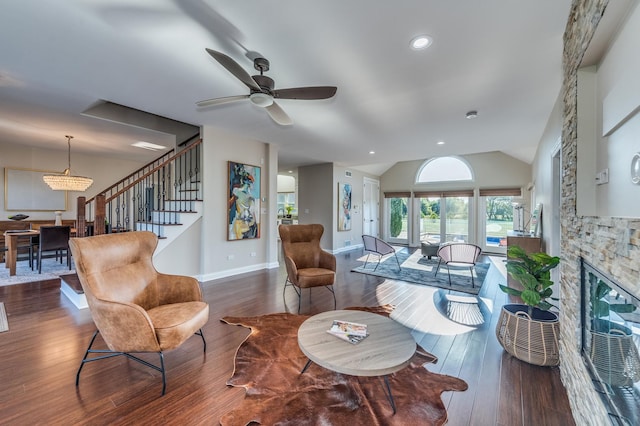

left=435, top=242, right=483, bottom=287
left=362, top=235, right=401, bottom=271
left=278, top=224, right=336, bottom=313
left=69, top=231, right=209, bottom=395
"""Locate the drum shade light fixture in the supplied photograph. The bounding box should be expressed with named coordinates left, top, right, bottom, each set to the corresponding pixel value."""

left=43, top=135, right=93, bottom=191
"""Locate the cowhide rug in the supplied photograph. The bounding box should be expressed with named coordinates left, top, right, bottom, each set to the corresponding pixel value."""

left=220, top=306, right=468, bottom=425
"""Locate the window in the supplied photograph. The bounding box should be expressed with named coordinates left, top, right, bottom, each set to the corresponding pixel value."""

left=384, top=192, right=410, bottom=244
left=416, top=157, right=473, bottom=183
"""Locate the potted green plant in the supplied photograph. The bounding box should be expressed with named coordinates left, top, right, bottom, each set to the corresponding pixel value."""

left=285, top=205, right=294, bottom=218
left=495, top=245, right=561, bottom=366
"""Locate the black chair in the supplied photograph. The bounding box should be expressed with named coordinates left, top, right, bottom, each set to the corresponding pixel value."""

left=35, top=226, right=71, bottom=273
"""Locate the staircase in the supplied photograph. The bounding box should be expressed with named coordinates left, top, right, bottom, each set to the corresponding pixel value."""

left=63, top=138, right=203, bottom=308
left=77, top=138, right=202, bottom=242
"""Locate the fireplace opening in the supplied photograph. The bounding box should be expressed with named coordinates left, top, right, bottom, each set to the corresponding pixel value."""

left=581, top=259, right=640, bottom=425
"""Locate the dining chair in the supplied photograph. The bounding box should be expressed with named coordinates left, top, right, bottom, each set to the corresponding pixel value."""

left=35, top=226, right=72, bottom=273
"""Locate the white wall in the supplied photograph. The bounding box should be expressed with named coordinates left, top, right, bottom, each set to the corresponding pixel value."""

left=382, top=151, right=531, bottom=191
left=532, top=93, right=563, bottom=255
left=595, top=3, right=640, bottom=216
left=199, top=126, right=276, bottom=282
left=332, top=166, right=377, bottom=252
left=0, top=139, right=145, bottom=221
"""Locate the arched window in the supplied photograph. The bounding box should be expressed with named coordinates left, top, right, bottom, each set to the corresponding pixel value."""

left=416, top=156, right=473, bottom=183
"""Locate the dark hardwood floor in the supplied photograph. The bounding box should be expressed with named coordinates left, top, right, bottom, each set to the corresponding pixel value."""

left=0, top=248, right=575, bottom=425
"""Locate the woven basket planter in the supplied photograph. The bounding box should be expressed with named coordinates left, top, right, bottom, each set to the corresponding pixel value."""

left=496, top=304, right=560, bottom=367
left=589, top=320, right=640, bottom=386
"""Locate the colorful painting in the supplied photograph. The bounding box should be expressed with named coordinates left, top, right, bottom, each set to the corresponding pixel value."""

left=228, top=161, right=261, bottom=240
left=338, top=182, right=352, bottom=231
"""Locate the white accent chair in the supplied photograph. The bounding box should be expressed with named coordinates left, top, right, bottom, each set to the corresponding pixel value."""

left=362, top=235, right=401, bottom=271
left=435, top=243, right=482, bottom=287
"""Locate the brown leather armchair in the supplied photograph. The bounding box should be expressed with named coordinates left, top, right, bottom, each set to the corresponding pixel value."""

left=278, top=224, right=336, bottom=313
left=69, top=231, right=209, bottom=395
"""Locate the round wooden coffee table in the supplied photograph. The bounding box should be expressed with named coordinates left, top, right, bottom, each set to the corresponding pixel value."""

left=297, top=309, right=416, bottom=413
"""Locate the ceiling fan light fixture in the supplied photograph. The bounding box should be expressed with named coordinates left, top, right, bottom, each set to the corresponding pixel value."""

left=410, top=35, right=432, bottom=50
left=43, top=135, right=93, bottom=191
left=249, top=92, right=274, bottom=108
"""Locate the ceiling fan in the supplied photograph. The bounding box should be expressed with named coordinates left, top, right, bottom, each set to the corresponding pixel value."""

left=197, top=48, right=337, bottom=126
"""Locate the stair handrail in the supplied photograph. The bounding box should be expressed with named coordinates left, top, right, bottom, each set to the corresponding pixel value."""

left=104, top=139, right=202, bottom=204
left=84, top=149, right=174, bottom=204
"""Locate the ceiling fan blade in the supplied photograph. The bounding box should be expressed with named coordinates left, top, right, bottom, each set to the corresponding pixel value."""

left=205, top=48, right=261, bottom=91
left=273, top=86, right=337, bottom=100
left=196, top=94, right=248, bottom=107
left=264, top=102, right=293, bottom=126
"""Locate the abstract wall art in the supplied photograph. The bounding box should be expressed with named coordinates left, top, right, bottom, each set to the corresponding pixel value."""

left=338, top=182, right=352, bottom=231
left=228, top=161, right=261, bottom=240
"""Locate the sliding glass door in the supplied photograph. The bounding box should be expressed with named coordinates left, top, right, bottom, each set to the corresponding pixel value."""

left=479, top=188, right=522, bottom=254
left=416, top=193, right=471, bottom=245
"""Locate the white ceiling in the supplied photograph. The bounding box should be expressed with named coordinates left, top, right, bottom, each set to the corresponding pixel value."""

left=0, top=0, right=573, bottom=174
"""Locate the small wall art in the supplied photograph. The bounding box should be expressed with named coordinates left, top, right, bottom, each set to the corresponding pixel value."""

left=228, top=161, right=261, bottom=240
left=338, top=182, right=352, bottom=231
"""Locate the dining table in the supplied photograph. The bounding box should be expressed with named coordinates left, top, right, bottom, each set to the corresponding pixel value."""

left=3, top=230, right=39, bottom=276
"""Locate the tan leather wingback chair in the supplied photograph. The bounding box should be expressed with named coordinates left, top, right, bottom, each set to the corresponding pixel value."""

left=278, top=224, right=336, bottom=313
left=69, top=231, right=209, bottom=395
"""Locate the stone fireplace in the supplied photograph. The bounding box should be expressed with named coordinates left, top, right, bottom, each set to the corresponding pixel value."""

left=581, top=259, right=640, bottom=425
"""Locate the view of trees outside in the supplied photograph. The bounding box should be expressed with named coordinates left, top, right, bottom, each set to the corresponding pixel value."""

left=392, top=195, right=515, bottom=245
left=389, top=197, right=408, bottom=238
left=484, top=196, right=514, bottom=245
left=418, top=197, right=468, bottom=242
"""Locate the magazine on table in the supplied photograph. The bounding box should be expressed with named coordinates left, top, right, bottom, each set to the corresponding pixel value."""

left=330, top=319, right=368, bottom=336
left=326, top=330, right=369, bottom=344
left=326, top=319, right=368, bottom=344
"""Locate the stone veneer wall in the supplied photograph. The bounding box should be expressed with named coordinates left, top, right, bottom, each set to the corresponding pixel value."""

left=560, top=1, right=640, bottom=424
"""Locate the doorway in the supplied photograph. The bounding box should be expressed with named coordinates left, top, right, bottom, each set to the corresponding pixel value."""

left=362, top=178, right=379, bottom=237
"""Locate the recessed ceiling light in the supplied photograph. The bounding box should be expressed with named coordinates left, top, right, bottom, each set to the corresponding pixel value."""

left=410, top=35, right=432, bottom=50
left=466, top=110, right=478, bottom=119
left=369, top=151, right=375, bottom=155
left=288, top=170, right=293, bottom=174
left=132, top=141, right=166, bottom=151
left=437, top=141, right=445, bottom=145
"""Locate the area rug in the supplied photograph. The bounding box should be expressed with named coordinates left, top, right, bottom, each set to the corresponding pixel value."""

left=220, top=306, right=468, bottom=425
left=352, top=248, right=488, bottom=295
left=0, top=302, right=8, bottom=332
left=0, top=260, right=76, bottom=287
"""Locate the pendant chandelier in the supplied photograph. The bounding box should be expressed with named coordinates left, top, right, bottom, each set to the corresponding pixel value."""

left=43, top=135, right=94, bottom=191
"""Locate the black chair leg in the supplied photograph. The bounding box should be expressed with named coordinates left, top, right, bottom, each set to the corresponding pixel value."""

left=76, top=330, right=100, bottom=386
left=283, top=277, right=302, bottom=313
left=159, top=353, right=166, bottom=395
left=446, top=265, right=452, bottom=286
left=435, top=259, right=442, bottom=276
left=195, top=328, right=206, bottom=352
left=363, top=253, right=371, bottom=269
left=326, top=286, right=337, bottom=310
left=76, top=329, right=169, bottom=396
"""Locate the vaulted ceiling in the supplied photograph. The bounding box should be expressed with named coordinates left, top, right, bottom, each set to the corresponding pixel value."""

left=0, top=1, right=572, bottom=174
